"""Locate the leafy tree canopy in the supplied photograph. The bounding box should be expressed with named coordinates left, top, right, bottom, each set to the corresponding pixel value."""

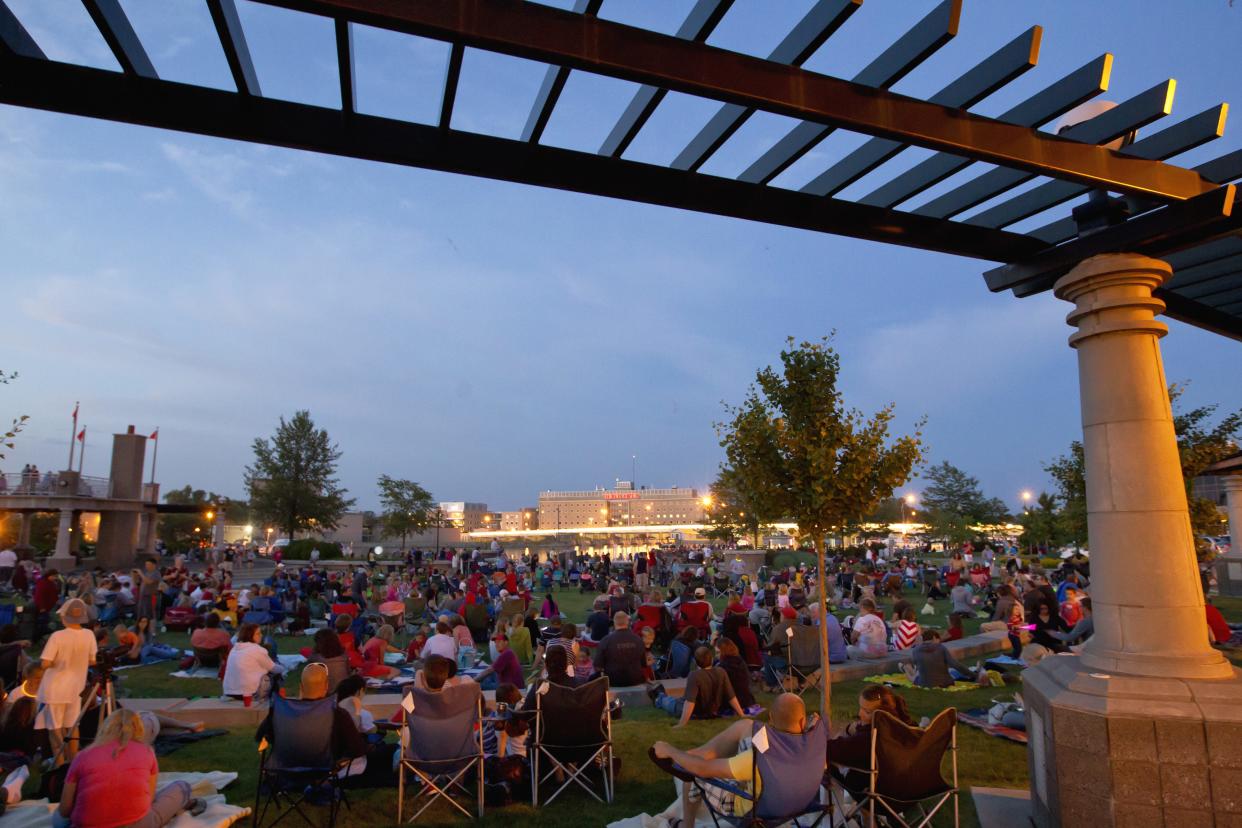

left=245, top=410, right=354, bottom=539
left=377, top=475, right=436, bottom=546
left=920, top=461, right=1011, bottom=544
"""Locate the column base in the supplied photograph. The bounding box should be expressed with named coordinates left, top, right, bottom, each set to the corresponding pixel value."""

left=1215, top=556, right=1242, bottom=598
left=43, top=553, right=78, bottom=573
left=1024, top=653, right=1242, bottom=827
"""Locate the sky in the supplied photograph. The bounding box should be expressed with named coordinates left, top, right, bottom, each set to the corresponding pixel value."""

left=2, top=0, right=1240, bottom=514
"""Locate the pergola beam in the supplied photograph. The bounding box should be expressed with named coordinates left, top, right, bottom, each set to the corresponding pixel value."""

left=335, top=18, right=355, bottom=112
left=206, top=0, right=261, bottom=97
left=0, top=0, right=45, bottom=59
left=80, top=0, right=158, bottom=78
left=246, top=0, right=1216, bottom=202
left=520, top=0, right=603, bottom=144
left=0, top=53, right=1043, bottom=264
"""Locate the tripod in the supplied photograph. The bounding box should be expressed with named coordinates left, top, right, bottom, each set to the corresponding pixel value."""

left=47, top=664, right=118, bottom=769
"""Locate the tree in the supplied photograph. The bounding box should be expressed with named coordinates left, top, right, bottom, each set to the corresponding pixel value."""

left=920, top=461, right=1010, bottom=544
left=1018, top=492, right=1065, bottom=553
left=377, top=475, right=435, bottom=547
left=718, top=337, right=923, bottom=716
left=161, top=485, right=227, bottom=549
left=702, top=467, right=775, bottom=547
left=0, top=370, right=27, bottom=462
left=245, top=411, right=354, bottom=540
left=1047, top=384, right=1241, bottom=546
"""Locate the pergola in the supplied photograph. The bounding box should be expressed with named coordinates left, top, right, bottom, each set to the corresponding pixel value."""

left=2, top=2, right=1240, bottom=825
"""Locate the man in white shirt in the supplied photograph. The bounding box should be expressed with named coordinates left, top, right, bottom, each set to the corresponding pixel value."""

left=36, top=599, right=97, bottom=765
left=422, top=621, right=458, bottom=661
left=0, top=546, right=16, bottom=583
left=848, top=599, right=888, bottom=660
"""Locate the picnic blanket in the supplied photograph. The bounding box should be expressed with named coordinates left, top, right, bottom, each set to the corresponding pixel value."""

left=154, top=728, right=229, bottom=757
left=171, top=653, right=304, bottom=680
left=0, top=771, right=247, bottom=828
left=863, top=673, right=982, bottom=692
left=959, top=708, right=1028, bottom=744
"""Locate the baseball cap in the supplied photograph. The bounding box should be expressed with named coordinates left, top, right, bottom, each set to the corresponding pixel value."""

left=694, top=587, right=706, bottom=598
left=780, top=606, right=798, bottom=619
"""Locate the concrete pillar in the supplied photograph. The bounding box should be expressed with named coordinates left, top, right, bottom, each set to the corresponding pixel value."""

left=1023, top=253, right=1242, bottom=828
left=46, top=508, right=77, bottom=572
left=14, top=512, right=33, bottom=558
left=1055, top=252, right=1230, bottom=680
left=95, top=427, right=147, bottom=570
left=67, top=511, right=80, bottom=554
left=1224, top=475, right=1242, bottom=551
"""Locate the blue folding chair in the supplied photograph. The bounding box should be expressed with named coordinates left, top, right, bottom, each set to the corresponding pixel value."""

left=650, top=716, right=832, bottom=827
left=254, top=696, right=349, bottom=827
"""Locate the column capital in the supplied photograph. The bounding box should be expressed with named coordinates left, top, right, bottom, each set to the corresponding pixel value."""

left=1053, top=252, right=1171, bottom=348
left=1221, top=474, right=1242, bottom=493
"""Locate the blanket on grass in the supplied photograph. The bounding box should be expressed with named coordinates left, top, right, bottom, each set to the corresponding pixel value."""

left=171, top=654, right=304, bottom=679
left=863, top=673, right=983, bottom=692
left=959, top=708, right=1028, bottom=744
left=154, top=728, right=229, bottom=757
left=0, top=772, right=247, bottom=828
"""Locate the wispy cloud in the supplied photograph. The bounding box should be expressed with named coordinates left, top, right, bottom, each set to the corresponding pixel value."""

left=160, top=142, right=256, bottom=215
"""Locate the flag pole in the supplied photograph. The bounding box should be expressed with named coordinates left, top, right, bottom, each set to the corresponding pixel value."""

left=149, top=428, right=159, bottom=485
left=68, top=402, right=79, bottom=470
left=77, top=428, right=85, bottom=475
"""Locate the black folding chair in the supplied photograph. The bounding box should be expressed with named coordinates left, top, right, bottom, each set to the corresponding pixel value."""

left=785, top=624, right=823, bottom=696
left=531, top=676, right=614, bottom=805
left=253, top=697, right=348, bottom=828
left=398, top=683, right=485, bottom=822
left=649, top=717, right=832, bottom=827
left=834, top=708, right=959, bottom=828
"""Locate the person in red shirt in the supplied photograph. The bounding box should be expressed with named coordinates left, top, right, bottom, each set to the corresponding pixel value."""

left=1205, top=599, right=1233, bottom=645
left=33, top=569, right=61, bottom=640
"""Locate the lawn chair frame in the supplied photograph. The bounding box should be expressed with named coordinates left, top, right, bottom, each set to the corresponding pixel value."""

left=397, top=687, right=486, bottom=822
left=531, top=677, right=614, bottom=806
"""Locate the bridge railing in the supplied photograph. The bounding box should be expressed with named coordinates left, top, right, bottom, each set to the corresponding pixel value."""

left=0, top=472, right=112, bottom=498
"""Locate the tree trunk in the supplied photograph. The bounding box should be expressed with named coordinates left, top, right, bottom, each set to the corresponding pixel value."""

left=817, top=534, right=832, bottom=721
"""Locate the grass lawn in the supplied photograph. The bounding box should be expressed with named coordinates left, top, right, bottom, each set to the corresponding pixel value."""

left=83, top=585, right=1242, bottom=825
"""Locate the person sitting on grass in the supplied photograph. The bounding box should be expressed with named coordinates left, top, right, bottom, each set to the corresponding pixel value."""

left=901, top=628, right=980, bottom=688
left=507, top=613, right=534, bottom=664
left=651, top=693, right=812, bottom=827
left=847, top=599, right=889, bottom=660
left=591, top=612, right=645, bottom=688
left=892, top=607, right=921, bottom=651
left=476, top=634, right=525, bottom=690
left=1051, top=596, right=1094, bottom=649
left=520, top=647, right=580, bottom=710
left=222, top=622, right=285, bottom=702
left=648, top=645, right=747, bottom=727
left=945, top=612, right=966, bottom=642
left=189, top=613, right=232, bottom=663
left=305, top=628, right=352, bottom=694
left=482, top=683, right=528, bottom=760
left=359, top=624, right=402, bottom=680
left=0, top=663, right=46, bottom=757
left=414, top=654, right=476, bottom=692
left=58, top=708, right=207, bottom=828
left=715, top=638, right=762, bottom=716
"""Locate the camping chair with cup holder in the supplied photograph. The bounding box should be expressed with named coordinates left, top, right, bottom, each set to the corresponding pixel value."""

left=397, top=683, right=485, bottom=822
left=831, top=707, right=959, bottom=828
left=403, top=596, right=428, bottom=630
left=781, top=624, right=823, bottom=697
left=531, top=676, right=614, bottom=806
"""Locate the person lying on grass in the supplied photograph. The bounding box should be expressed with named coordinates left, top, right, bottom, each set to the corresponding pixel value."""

left=652, top=693, right=812, bottom=827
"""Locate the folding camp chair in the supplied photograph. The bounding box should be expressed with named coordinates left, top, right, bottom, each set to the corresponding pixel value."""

left=398, top=683, right=485, bottom=822
left=253, top=696, right=349, bottom=828
left=711, top=574, right=732, bottom=598
left=244, top=596, right=274, bottom=636
left=833, top=708, right=959, bottom=828
left=498, top=597, right=525, bottom=621
left=403, top=597, right=428, bottom=630
left=649, top=717, right=832, bottom=827
left=531, top=676, right=614, bottom=806
left=464, top=603, right=490, bottom=644
left=784, top=624, right=823, bottom=696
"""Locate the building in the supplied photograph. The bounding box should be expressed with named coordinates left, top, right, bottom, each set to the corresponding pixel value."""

left=537, top=481, right=706, bottom=529
left=500, top=508, right=538, bottom=531
left=438, top=502, right=491, bottom=532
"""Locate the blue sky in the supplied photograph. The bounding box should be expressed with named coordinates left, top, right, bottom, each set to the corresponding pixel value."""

left=2, top=0, right=1239, bottom=513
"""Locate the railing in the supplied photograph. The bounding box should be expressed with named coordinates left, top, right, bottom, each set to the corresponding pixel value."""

left=0, top=472, right=112, bottom=498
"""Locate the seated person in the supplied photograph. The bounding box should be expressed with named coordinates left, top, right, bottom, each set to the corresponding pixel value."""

left=652, top=693, right=813, bottom=825
left=591, top=612, right=645, bottom=688
left=482, top=683, right=529, bottom=760
left=585, top=597, right=612, bottom=642
left=222, top=623, right=286, bottom=701
left=359, top=625, right=401, bottom=680
left=1031, top=602, right=1068, bottom=653
left=422, top=620, right=459, bottom=662
left=305, top=628, right=352, bottom=693
left=828, top=685, right=916, bottom=794
left=59, top=709, right=206, bottom=828
left=0, top=664, right=47, bottom=757
left=413, top=654, right=476, bottom=692
left=255, top=663, right=367, bottom=775
left=1051, top=596, right=1094, bottom=648
left=648, top=645, right=745, bottom=727
left=520, top=647, right=581, bottom=710
left=902, top=629, right=980, bottom=688
left=334, top=675, right=397, bottom=786
left=716, top=637, right=761, bottom=716
left=476, top=633, right=525, bottom=690
left=847, top=599, right=888, bottom=659
left=189, top=613, right=232, bottom=664
left=664, top=626, right=699, bottom=680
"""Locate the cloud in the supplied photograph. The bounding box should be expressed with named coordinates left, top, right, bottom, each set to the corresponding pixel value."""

left=160, top=142, right=255, bottom=215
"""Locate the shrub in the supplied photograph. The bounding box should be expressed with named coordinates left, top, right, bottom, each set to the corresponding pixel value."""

left=282, top=539, right=342, bottom=560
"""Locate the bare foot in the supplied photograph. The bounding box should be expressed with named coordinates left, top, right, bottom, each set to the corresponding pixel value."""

left=189, top=722, right=206, bottom=732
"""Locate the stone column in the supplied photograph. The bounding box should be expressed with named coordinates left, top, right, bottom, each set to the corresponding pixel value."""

left=1024, top=253, right=1242, bottom=828
left=46, top=508, right=77, bottom=572
left=14, top=512, right=34, bottom=558
left=1224, top=476, right=1242, bottom=551
left=1056, top=252, right=1230, bottom=680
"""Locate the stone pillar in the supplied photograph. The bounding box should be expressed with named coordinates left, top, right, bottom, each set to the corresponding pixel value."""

left=1024, top=253, right=1242, bottom=827
left=67, top=511, right=81, bottom=555
left=14, top=512, right=34, bottom=558
left=1224, top=476, right=1242, bottom=551
left=95, top=427, right=147, bottom=570
left=46, top=508, right=77, bottom=572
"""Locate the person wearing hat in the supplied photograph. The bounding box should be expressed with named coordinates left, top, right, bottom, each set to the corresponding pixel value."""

left=676, top=586, right=712, bottom=637
left=475, top=633, right=524, bottom=690
left=36, top=597, right=97, bottom=765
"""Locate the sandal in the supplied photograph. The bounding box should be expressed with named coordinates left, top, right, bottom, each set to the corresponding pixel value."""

left=188, top=798, right=208, bottom=817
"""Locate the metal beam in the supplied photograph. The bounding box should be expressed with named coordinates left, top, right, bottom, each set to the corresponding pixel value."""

left=520, top=0, right=602, bottom=144
left=1030, top=146, right=1242, bottom=244
left=858, top=54, right=1113, bottom=208
left=80, top=0, right=157, bottom=78
left=983, top=185, right=1237, bottom=296
left=0, top=52, right=1045, bottom=264
left=598, top=0, right=732, bottom=158
left=439, top=42, right=463, bottom=129
left=205, top=0, right=260, bottom=96
left=967, top=104, right=1226, bottom=230
left=669, top=0, right=861, bottom=172
left=739, top=0, right=962, bottom=185
left=1167, top=236, right=1242, bottom=271
left=914, top=79, right=1176, bottom=220
left=1166, top=254, right=1242, bottom=291
left=0, top=1, right=45, bottom=59
left=1158, top=289, right=1242, bottom=342
left=335, top=18, right=354, bottom=112
left=1181, top=277, right=1242, bottom=303
left=802, top=25, right=1040, bottom=197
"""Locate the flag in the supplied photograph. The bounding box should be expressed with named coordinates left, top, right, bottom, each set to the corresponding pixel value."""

left=149, top=428, right=158, bottom=440
left=72, top=402, right=79, bottom=419
left=76, top=428, right=86, bottom=442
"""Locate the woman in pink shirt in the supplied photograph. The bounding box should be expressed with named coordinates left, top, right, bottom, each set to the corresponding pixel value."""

left=59, top=708, right=204, bottom=828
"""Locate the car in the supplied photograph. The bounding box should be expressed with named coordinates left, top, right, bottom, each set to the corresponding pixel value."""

left=266, top=537, right=291, bottom=557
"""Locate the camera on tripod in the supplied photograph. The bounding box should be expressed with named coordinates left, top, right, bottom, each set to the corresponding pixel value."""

left=92, top=644, right=131, bottom=683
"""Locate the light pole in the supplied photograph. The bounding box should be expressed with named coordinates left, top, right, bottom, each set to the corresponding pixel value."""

left=1020, top=490, right=1034, bottom=555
